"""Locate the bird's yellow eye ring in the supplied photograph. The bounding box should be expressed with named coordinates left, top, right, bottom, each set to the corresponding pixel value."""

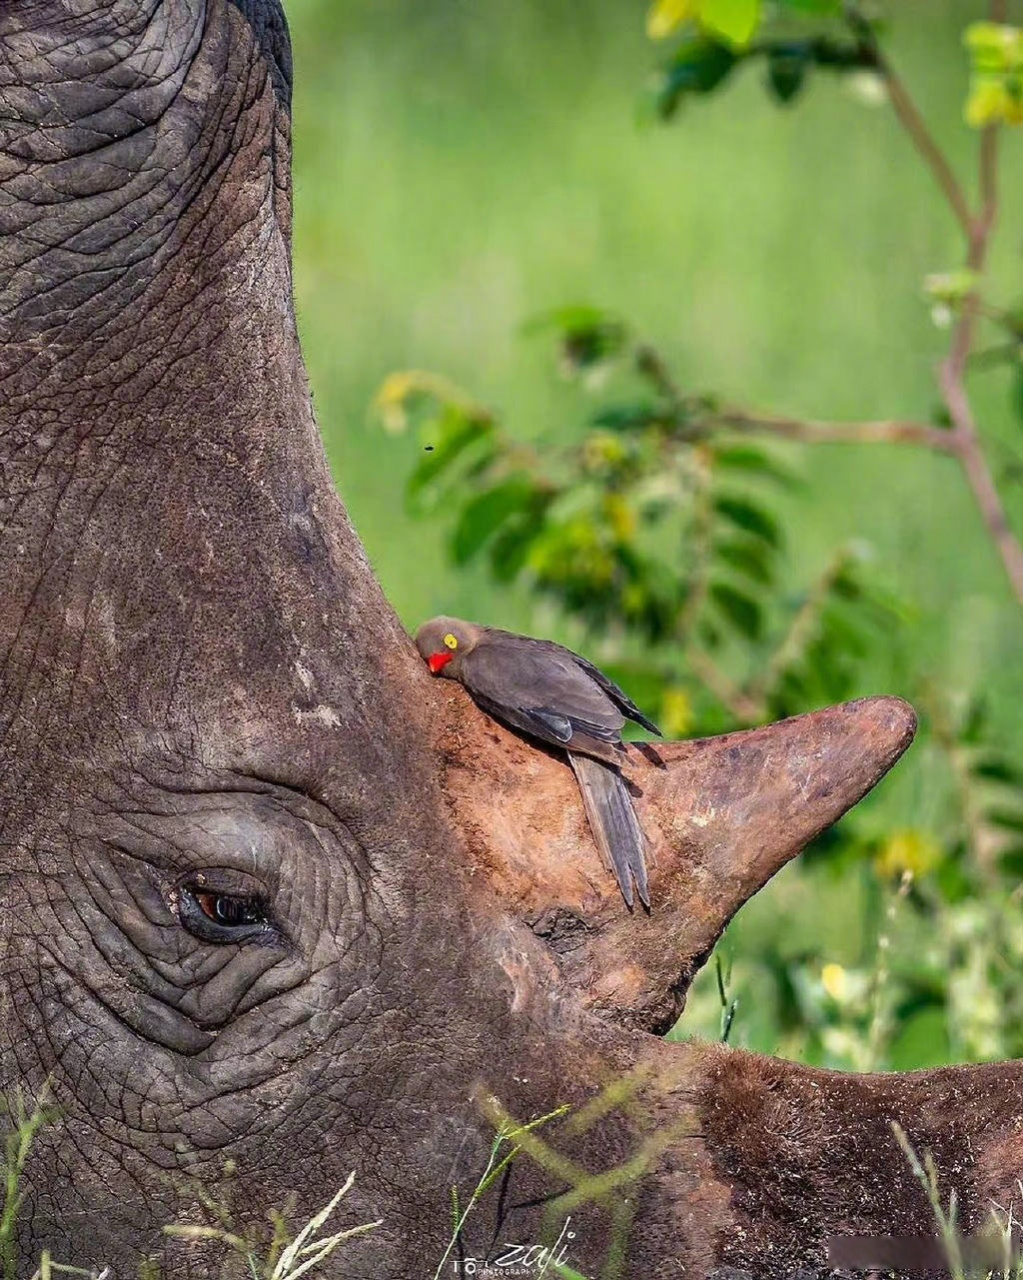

left=443, top=633, right=458, bottom=650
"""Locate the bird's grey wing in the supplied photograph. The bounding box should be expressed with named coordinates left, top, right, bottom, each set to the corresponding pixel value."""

left=569, top=753, right=650, bottom=909
left=467, top=690, right=575, bottom=749
left=488, top=630, right=660, bottom=736
left=465, top=636, right=625, bottom=748
left=566, top=651, right=662, bottom=737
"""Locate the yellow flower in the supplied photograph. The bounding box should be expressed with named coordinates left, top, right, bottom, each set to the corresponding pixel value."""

left=821, top=963, right=847, bottom=1001
left=874, top=830, right=942, bottom=880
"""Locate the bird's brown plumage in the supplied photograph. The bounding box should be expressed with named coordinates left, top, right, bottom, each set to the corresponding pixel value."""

left=415, top=616, right=660, bottom=907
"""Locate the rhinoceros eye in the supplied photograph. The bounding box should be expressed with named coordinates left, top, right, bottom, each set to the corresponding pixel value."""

left=177, top=883, right=275, bottom=944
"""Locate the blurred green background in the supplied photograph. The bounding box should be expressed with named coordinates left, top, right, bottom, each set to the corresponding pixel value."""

left=285, top=0, right=1023, bottom=1070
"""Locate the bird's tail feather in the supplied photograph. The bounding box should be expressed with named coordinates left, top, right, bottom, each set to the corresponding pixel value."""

left=569, top=753, right=650, bottom=910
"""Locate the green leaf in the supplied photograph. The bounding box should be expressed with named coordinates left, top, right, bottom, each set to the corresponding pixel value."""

left=965, top=79, right=1007, bottom=127
left=773, top=0, right=841, bottom=12
left=524, top=306, right=629, bottom=371
left=374, top=370, right=484, bottom=435
left=592, top=402, right=664, bottom=432
left=972, top=756, right=1023, bottom=786
left=715, top=536, right=773, bottom=584
left=766, top=47, right=809, bottom=104
left=714, top=493, right=782, bottom=547
left=710, top=580, right=764, bottom=639
left=701, top=0, right=760, bottom=48
left=713, top=443, right=801, bottom=489
left=830, top=569, right=863, bottom=603
left=523, top=304, right=623, bottom=337
left=406, top=409, right=496, bottom=507
left=488, top=493, right=557, bottom=582
left=451, top=475, right=537, bottom=565
left=804, top=36, right=880, bottom=73
left=987, top=808, right=1023, bottom=835
left=962, top=26, right=1023, bottom=130
left=965, top=22, right=1023, bottom=70
left=923, top=269, right=981, bottom=306
left=934, top=854, right=973, bottom=905
left=656, top=37, right=739, bottom=118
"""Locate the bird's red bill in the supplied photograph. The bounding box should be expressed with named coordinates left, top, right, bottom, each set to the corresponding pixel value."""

left=428, top=651, right=454, bottom=674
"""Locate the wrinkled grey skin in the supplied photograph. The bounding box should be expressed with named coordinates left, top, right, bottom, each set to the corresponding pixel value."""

left=0, top=3, right=623, bottom=1271
left=4, top=4, right=1021, bottom=1278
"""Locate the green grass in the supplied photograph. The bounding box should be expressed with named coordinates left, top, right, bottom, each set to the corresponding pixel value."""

left=162, top=1173, right=380, bottom=1279
left=1, top=1086, right=58, bottom=1280
left=0, top=1088, right=637, bottom=1279
left=892, top=1122, right=1023, bottom=1279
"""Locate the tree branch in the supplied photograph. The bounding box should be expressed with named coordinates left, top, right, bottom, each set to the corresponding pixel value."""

left=875, top=53, right=974, bottom=241
left=721, top=2, right=1023, bottom=606
left=940, top=370, right=1023, bottom=603
left=946, top=128, right=1000, bottom=384
left=669, top=6, right=1023, bottom=606
left=719, top=394, right=1023, bottom=604
left=714, top=408, right=958, bottom=452
left=934, top=6, right=1021, bottom=603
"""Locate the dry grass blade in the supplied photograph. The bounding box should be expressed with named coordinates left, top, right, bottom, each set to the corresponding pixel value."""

left=270, top=1175, right=381, bottom=1280
left=891, top=1121, right=965, bottom=1280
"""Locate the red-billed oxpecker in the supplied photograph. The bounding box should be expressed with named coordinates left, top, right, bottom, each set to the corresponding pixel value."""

left=415, top=617, right=661, bottom=909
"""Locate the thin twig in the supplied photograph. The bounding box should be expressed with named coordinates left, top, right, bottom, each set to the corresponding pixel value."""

left=945, top=127, right=999, bottom=384
left=710, top=399, right=1023, bottom=602
left=715, top=409, right=958, bottom=452
left=874, top=55, right=974, bottom=240
left=849, top=1, right=1022, bottom=605
left=669, top=4, right=1023, bottom=606
left=720, top=397, right=1023, bottom=603
left=932, top=0, right=1022, bottom=604
left=946, top=399, right=1023, bottom=603
left=635, top=343, right=683, bottom=407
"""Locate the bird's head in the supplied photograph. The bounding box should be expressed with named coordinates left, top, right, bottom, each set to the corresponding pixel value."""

left=415, top=616, right=483, bottom=678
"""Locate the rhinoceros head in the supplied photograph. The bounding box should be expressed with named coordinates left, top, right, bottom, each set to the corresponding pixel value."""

left=1, top=5, right=1014, bottom=1278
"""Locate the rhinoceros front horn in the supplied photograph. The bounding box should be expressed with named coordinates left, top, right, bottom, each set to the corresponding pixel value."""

left=436, top=685, right=917, bottom=1030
